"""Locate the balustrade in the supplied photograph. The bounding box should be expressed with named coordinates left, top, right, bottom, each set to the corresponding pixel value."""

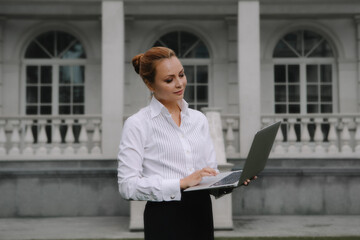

left=262, top=114, right=360, bottom=157
left=0, top=115, right=102, bottom=159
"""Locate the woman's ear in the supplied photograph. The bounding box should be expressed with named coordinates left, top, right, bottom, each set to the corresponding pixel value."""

left=145, top=80, right=155, bottom=93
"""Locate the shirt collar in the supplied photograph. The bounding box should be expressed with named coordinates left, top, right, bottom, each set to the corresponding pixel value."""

left=150, top=97, right=190, bottom=118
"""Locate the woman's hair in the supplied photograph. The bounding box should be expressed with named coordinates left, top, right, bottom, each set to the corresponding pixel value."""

left=132, top=46, right=176, bottom=85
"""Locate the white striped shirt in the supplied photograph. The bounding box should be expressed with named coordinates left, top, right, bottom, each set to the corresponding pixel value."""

left=117, top=97, right=217, bottom=201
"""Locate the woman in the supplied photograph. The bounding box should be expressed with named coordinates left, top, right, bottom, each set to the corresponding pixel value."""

left=117, top=46, right=252, bottom=240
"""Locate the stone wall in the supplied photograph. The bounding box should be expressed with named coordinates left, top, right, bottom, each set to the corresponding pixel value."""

left=0, top=158, right=359, bottom=218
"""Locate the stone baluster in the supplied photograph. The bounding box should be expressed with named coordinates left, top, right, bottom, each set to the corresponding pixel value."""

left=9, top=120, right=20, bottom=155
left=36, top=119, right=48, bottom=155
left=354, top=118, right=360, bottom=154
left=225, top=118, right=236, bottom=157
left=64, top=119, right=75, bottom=155
left=23, top=120, right=34, bottom=155
left=314, top=118, right=325, bottom=154
left=91, top=119, right=101, bottom=155
left=327, top=118, right=339, bottom=154
left=287, top=118, right=298, bottom=154
left=77, top=119, right=89, bottom=155
left=0, top=120, right=6, bottom=155
left=300, top=118, right=312, bottom=154
left=340, top=118, right=352, bottom=153
left=273, top=118, right=285, bottom=154
left=50, top=119, right=62, bottom=155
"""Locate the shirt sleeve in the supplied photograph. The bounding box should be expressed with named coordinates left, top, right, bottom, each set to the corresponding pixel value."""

left=117, top=116, right=181, bottom=201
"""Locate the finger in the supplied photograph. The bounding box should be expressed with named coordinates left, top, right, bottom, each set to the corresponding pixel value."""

left=202, top=167, right=217, bottom=176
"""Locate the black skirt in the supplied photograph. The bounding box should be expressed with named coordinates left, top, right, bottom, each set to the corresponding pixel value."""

left=144, top=190, right=214, bottom=240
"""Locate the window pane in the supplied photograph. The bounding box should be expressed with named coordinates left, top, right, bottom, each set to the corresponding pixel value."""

left=191, top=41, right=210, bottom=58
left=41, top=87, right=52, bottom=103
left=73, top=86, right=84, bottom=103
left=288, top=65, right=299, bottom=83
left=26, top=87, right=38, bottom=103
left=57, top=31, right=75, bottom=57
left=26, top=106, right=38, bottom=115
left=59, top=66, right=71, bottom=84
left=40, top=106, right=52, bottom=115
left=306, top=65, right=318, bottom=83
left=275, top=104, right=287, bottom=113
left=197, top=66, right=208, bottom=83
left=321, top=85, right=332, bottom=102
left=304, top=31, right=323, bottom=56
left=59, top=86, right=71, bottom=103
left=41, top=66, right=52, bottom=84
left=73, top=66, right=85, bottom=84
left=26, top=66, right=38, bottom=84
left=283, top=32, right=302, bottom=56
left=288, top=85, right=300, bottom=102
left=36, top=31, right=55, bottom=57
left=273, top=40, right=298, bottom=58
left=180, top=32, right=198, bottom=58
left=307, top=104, right=319, bottom=113
left=160, top=32, right=179, bottom=55
left=307, top=85, right=318, bottom=102
left=184, top=86, right=194, bottom=102
left=59, top=106, right=71, bottom=115
left=289, top=104, right=300, bottom=113
left=197, top=86, right=208, bottom=102
left=320, top=65, right=332, bottom=83
left=275, top=85, right=286, bottom=102
left=62, top=42, right=86, bottom=59
left=73, top=105, right=84, bottom=114
left=274, top=65, right=286, bottom=83
left=25, top=41, right=51, bottom=59
left=309, top=41, right=334, bottom=57
left=321, top=104, right=332, bottom=113
left=184, top=66, right=194, bottom=83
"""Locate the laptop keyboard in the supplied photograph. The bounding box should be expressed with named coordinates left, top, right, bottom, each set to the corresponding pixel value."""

left=210, top=171, right=241, bottom=187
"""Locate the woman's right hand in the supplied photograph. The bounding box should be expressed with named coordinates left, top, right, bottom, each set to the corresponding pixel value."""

left=180, top=167, right=217, bottom=190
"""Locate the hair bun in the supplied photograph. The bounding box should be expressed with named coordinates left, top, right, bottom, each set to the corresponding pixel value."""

left=132, top=54, right=143, bottom=74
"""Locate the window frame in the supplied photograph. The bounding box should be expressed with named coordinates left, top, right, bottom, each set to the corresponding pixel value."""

left=273, top=55, right=337, bottom=114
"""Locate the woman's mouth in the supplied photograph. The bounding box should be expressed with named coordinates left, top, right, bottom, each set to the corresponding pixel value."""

left=174, top=89, right=183, bottom=95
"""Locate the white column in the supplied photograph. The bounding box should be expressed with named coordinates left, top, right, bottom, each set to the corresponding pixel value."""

left=237, top=0, right=261, bottom=157
left=0, top=18, right=4, bottom=115
left=355, top=16, right=360, bottom=112
left=102, top=0, right=125, bottom=158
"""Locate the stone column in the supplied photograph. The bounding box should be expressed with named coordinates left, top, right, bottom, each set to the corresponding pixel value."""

left=101, top=0, right=125, bottom=158
left=355, top=16, right=360, bottom=112
left=0, top=18, right=4, bottom=115
left=238, top=0, right=261, bottom=157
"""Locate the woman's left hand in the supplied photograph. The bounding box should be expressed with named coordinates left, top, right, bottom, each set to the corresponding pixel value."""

left=243, top=176, right=257, bottom=186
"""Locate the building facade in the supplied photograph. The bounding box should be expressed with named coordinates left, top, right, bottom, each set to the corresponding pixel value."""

left=0, top=0, right=360, bottom=219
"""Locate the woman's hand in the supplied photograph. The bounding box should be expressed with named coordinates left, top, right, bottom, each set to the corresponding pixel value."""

left=180, top=167, right=217, bottom=190
left=242, top=176, right=258, bottom=186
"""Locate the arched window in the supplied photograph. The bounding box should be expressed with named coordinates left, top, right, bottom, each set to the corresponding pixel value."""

left=24, top=31, right=86, bottom=143
left=273, top=30, right=335, bottom=114
left=24, top=31, right=86, bottom=116
left=153, top=31, right=210, bottom=110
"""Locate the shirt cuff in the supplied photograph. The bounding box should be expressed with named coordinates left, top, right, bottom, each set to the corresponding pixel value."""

left=162, top=179, right=181, bottom=201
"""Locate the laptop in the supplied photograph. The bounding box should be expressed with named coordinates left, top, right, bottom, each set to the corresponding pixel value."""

left=184, top=121, right=281, bottom=192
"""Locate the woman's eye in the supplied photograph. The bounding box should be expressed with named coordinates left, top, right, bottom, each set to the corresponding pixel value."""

left=165, top=79, right=173, bottom=83
left=179, top=73, right=185, bottom=78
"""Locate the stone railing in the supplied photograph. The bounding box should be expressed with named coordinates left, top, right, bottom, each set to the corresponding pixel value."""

left=221, top=114, right=241, bottom=159
left=0, top=115, right=102, bottom=159
left=262, top=114, right=360, bottom=158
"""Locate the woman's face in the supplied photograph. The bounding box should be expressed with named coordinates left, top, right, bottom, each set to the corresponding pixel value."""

left=149, top=56, right=187, bottom=105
